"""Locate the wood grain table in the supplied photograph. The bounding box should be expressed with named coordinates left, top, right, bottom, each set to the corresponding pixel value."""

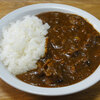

left=0, top=0, right=100, bottom=100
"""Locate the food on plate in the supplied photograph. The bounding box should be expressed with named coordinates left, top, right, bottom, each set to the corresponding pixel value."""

left=0, top=12, right=100, bottom=87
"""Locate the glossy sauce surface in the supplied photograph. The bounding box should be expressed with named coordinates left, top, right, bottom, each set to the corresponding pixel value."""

left=17, top=12, right=100, bottom=87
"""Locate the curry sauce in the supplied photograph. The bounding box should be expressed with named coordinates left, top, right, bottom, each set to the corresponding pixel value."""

left=17, top=12, right=100, bottom=87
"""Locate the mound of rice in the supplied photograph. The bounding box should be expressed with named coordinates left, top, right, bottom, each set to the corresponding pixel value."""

left=0, top=15, right=50, bottom=75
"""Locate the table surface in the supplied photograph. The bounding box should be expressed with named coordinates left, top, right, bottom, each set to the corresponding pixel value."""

left=0, top=0, right=100, bottom=100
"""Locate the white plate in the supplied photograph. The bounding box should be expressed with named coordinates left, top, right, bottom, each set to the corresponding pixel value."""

left=0, top=3, right=100, bottom=96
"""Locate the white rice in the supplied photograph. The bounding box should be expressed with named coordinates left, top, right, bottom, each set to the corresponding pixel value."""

left=0, top=15, right=50, bottom=75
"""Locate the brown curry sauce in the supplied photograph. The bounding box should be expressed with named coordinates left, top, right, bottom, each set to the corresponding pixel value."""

left=17, top=12, right=100, bottom=87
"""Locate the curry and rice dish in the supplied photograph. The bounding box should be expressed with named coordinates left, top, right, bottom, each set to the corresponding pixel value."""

left=0, top=12, right=100, bottom=87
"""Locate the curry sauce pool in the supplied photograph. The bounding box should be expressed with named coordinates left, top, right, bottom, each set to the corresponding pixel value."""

left=17, top=12, right=100, bottom=87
